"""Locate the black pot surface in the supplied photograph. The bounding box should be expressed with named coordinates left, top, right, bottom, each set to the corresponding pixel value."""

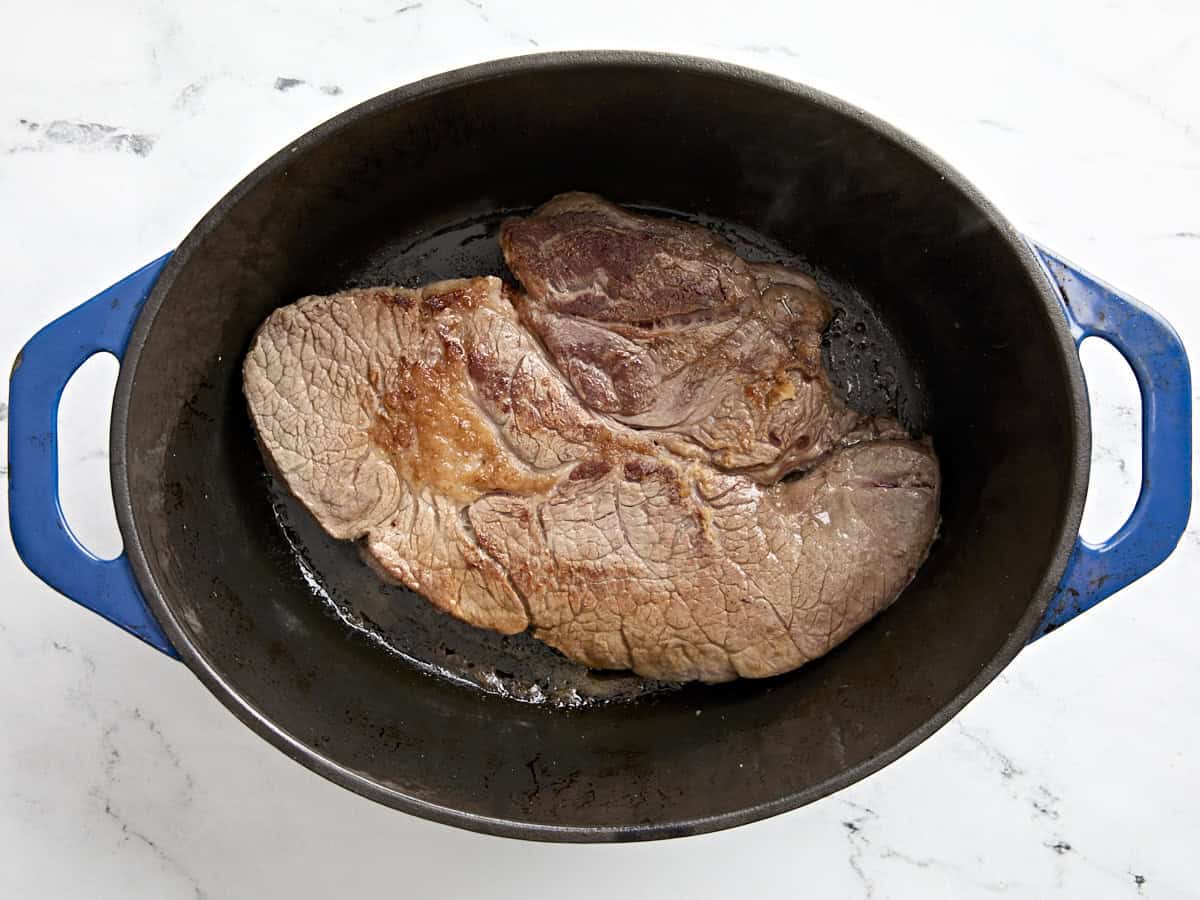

left=111, top=52, right=1087, bottom=841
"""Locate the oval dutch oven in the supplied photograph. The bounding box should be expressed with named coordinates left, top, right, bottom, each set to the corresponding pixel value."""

left=8, top=52, right=1193, bottom=841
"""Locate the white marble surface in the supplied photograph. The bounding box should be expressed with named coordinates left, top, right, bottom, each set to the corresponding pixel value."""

left=2, top=1, right=1198, bottom=897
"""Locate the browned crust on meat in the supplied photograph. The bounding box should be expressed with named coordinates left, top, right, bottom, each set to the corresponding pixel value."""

left=244, top=198, right=942, bottom=683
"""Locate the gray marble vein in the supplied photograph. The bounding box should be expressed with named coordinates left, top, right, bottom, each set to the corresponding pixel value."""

left=11, top=119, right=156, bottom=156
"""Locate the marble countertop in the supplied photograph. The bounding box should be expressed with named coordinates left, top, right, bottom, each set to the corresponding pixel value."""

left=2, top=1, right=1198, bottom=897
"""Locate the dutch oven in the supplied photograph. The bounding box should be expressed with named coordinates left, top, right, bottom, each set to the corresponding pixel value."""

left=8, top=52, right=1192, bottom=841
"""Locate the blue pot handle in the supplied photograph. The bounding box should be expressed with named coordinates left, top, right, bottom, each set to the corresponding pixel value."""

left=7, top=247, right=1190, bottom=653
left=8, top=254, right=178, bottom=657
left=1030, top=243, right=1193, bottom=639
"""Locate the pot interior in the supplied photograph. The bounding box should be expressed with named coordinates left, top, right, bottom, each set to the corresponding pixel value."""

left=119, top=56, right=1082, bottom=839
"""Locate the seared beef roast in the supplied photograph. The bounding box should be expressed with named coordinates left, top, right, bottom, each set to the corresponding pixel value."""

left=500, top=193, right=908, bottom=480
left=244, top=196, right=940, bottom=683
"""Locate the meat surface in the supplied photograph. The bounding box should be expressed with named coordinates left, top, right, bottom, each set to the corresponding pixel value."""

left=500, top=193, right=904, bottom=479
left=244, top=198, right=940, bottom=683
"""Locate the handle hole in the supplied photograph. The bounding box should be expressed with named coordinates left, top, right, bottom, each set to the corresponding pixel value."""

left=1078, top=336, right=1142, bottom=544
left=58, top=352, right=123, bottom=560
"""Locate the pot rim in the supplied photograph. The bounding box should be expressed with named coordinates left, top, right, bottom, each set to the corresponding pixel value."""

left=110, top=50, right=1090, bottom=842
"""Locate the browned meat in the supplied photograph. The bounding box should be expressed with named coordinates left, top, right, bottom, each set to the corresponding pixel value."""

left=500, top=193, right=905, bottom=479
left=244, top=236, right=940, bottom=681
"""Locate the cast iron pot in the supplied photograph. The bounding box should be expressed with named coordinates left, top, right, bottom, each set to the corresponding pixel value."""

left=9, top=52, right=1193, bottom=841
